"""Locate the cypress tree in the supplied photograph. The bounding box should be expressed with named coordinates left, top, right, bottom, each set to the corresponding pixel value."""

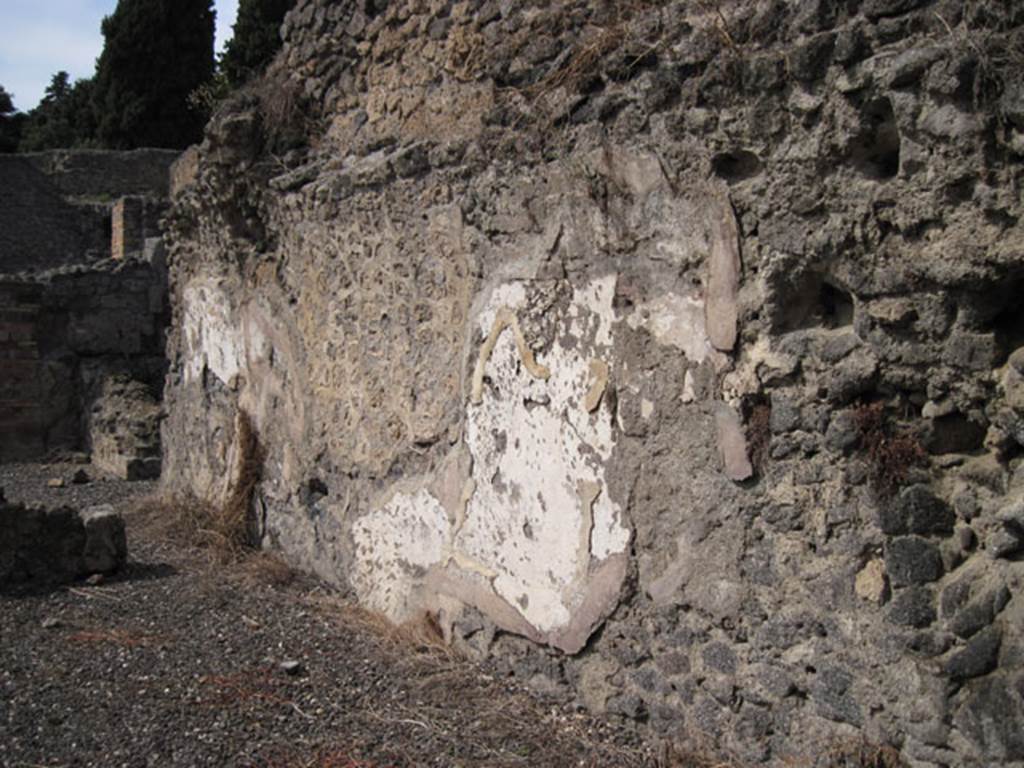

left=0, top=85, right=25, bottom=153
left=93, top=0, right=215, bottom=149
left=220, top=0, right=297, bottom=88
left=18, top=72, right=97, bottom=151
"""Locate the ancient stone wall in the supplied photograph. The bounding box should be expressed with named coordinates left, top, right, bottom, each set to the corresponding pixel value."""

left=163, top=1, right=1024, bottom=765
left=0, top=149, right=176, bottom=275
left=19, top=148, right=180, bottom=201
left=0, top=148, right=175, bottom=467
left=0, top=258, right=168, bottom=464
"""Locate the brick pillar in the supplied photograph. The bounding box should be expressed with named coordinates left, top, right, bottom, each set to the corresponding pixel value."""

left=111, top=196, right=145, bottom=260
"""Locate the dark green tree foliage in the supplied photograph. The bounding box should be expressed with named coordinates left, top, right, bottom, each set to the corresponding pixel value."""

left=93, top=0, right=215, bottom=149
left=18, top=72, right=98, bottom=151
left=0, top=85, right=25, bottom=153
left=220, top=0, right=297, bottom=88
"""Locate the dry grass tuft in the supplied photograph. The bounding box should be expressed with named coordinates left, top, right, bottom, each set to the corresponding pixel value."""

left=854, top=401, right=927, bottom=498
left=934, top=0, right=1024, bottom=119
left=253, top=745, right=387, bottom=768
left=505, top=0, right=669, bottom=128
left=132, top=409, right=267, bottom=563
left=131, top=492, right=251, bottom=564
left=817, top=739, right=907, bottom=768
left=236, top=550, right=299, bottom=589
left=744, top=397, right=772, bottom=474
left=257, top=73, right=319, bottom=152
left=307, top=595, right=656, bottom=768
left=222, top=409, right=265, bottom=551
left=198, top=666, right=291, bottom=708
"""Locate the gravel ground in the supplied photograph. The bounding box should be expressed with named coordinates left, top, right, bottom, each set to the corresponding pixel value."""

left=1, top=463, right=661, bottom=768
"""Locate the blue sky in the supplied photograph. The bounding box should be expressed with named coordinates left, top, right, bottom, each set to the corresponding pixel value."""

left=0, top=0, right=239, bottom=111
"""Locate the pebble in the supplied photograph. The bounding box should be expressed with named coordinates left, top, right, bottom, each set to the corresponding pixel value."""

left=280, top=660, right=304, bottom=676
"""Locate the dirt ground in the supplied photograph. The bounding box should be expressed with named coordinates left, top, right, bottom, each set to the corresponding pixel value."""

left=0, top=462, right=665, bottom=768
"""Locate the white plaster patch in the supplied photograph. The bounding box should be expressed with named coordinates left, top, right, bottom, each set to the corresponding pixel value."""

left=627, top=292, right=715, bottom=363
left=681, top=370, right=697, bottom=403
left=457, top=276, right=630, bottom=635
left=182, top=282, right=244, bottom=386
left=351, top=488, right=451, bottom=621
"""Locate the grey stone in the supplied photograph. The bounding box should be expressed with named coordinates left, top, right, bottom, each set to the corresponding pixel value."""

left=790, top=33, right=835, bottom=82
left=877, top=485, right=955, bottom=536
left=825, top=410, right=860, bottom=453
left=940, top=578, right=971, bottom=618
left=944, top=626, right=1001, bottom=681
left=948, top=600, right=996, bottom=640
left=793, top=0, right=837, bottom=33
left=826, top=350, right=878, bottom=404
left=884, top=46, right=944, bottom=88
left=884, top=536, right=944, bottom=586
left=656, top=650, right=690, bottom=676
left=888, top=586, right=937, bottom=628
left=81, top=505, right=127, bottom=575
left=607, top=693, right=646, bottom=720
left=942, top=332, right=998, bottom=371
left=956, top=524, right=977, bottom=552
left=702, top=641, right=738, bottom=674
left=392, top=143, right=430, bottom=178
left=922, top=414, right=986, bottom=455
left=905, top=630, right=952, bottom=657
left=811, top=665, right=862, bottom=726
left=739, top=664, right=794, bottom=704
left=954, top=677, right=1024, bottom=760
left=986, top=524, right=1022, bottom=559
left=833, top=24, right=868, bottom=64
left=863, top=0, right=925, bottom=19
left=769, top=394, right=802, bottom=434
left=821, top=332, right=860, bottom=363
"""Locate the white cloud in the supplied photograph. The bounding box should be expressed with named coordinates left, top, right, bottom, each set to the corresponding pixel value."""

left=216, top=0, right=239, bottom=54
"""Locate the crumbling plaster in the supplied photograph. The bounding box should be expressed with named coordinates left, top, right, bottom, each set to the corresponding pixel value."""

left=172, top=146, right=729, bottom=655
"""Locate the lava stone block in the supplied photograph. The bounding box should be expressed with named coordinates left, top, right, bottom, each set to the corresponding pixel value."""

left=885, top=536, right=944, bottom=586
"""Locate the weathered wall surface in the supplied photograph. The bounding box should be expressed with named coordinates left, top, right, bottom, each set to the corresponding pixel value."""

left=163, top=1, right=1024, bottom=764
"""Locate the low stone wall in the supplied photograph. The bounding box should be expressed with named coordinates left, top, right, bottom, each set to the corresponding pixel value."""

left=0, top=494, right=126, bottom=587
